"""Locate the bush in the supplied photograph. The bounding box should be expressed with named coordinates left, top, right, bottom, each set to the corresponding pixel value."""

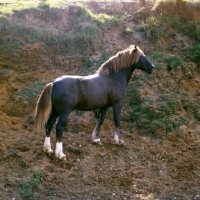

left=20, top=170, right=45, bottom=198
left=188, top=43, right=200, bottom=67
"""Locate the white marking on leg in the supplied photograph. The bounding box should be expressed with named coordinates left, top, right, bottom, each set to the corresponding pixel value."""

left=114, top=127, right=124, bottom=145
left=114, top=134, right=119, bottom=144
left=55, top=142, right=66, bottom=160
left=44, top=137, right=53, bottom=154
left=92, top=130, right=101, bottom=143
left=93, top=138, right=101, bottom=143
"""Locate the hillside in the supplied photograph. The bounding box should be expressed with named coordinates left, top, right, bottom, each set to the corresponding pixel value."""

left=0, top=1, right=200, bottom=199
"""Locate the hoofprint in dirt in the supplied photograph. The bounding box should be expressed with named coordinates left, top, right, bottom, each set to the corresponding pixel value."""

left=0, top=1, right=200, bottom=200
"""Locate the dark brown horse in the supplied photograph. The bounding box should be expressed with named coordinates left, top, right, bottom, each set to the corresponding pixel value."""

left=35, top=45, right=154, bottom=159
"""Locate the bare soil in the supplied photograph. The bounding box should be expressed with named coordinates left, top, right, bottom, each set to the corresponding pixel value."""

left=0, top=1, right=200, bottom=200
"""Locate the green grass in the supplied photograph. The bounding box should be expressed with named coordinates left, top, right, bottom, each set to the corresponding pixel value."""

left=138, top=15, right=165, bottom=42
left=140, top=14, right=198, bottom=42
left=124, top=76, right=200, bottom=137
left=16, top=82, right=45, bottom=104
left=149, top=53, right=166, bottom=69
left=20, top=170, right=45, bottom=198
left=188, top=43, right=200, bottom=67
left=185, top=22, right=200, bottom=41
left=10, top=150, right=27, bottom=167
left=149, top=52, right=191, bottom=74
left=165, top=54, right=186, bottom=71
left=0, top=0, right=39, bottom=16
left=188, top=103, right=200, bottom=121
left=123, top=81, right=190, bottom=137
left=0, top=3, right=120, bottom=55
left=0, top=37, right=19, bottom=52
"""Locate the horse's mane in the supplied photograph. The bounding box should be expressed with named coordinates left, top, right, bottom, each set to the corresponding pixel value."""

left=96, top=45, right=144, bottom=75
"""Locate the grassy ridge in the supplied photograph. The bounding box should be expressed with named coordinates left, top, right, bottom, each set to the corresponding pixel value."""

left=0, top=3, right=120, bottom=54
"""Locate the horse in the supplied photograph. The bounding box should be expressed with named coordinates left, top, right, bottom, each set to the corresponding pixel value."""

left=34, top=45, right=154, bottom=159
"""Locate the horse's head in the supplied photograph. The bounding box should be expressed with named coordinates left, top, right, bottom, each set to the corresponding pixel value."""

left=134, top=46, right=155, bottom=74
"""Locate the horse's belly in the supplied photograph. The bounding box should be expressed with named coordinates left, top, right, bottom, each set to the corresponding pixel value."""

left=75, top=95, right=109, bottom=111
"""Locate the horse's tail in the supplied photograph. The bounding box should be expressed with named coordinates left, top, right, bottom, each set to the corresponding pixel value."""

left=34, top=83, right=53, bottom=132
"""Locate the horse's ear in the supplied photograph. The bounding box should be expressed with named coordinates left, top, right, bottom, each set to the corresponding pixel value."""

left=134, top=45, right=137, bottom=52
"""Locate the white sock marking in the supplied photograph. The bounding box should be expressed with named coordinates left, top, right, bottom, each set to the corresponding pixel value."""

left=93, top=138, right=101, bottom=143
left=114, top=134, right=119, bottom=144
left=55, top=142, right=66, bottom=159
left=92, top=130, right=101, bottom=143
left=44, top=137, right=53, bottom=153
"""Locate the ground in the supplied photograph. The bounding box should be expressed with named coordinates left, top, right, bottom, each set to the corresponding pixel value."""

left=0, top=1, right=200, bottom=200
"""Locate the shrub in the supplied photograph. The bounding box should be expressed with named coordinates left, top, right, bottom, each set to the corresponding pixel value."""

left=188, top=43, right=200, bottom=67
left=16, top=82, right=45, bottom=104
left=20, top=170, right=45, bottom=198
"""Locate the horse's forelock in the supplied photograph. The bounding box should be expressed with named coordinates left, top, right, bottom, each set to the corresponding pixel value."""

left=133, top=46, right=144, bottom=63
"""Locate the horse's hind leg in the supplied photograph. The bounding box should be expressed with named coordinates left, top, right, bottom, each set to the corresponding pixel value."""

left=55, top=113, right=69, bottom=160
left=92, top=107, right=108, bottom=144
left=44, top=107, right=58, bottom=154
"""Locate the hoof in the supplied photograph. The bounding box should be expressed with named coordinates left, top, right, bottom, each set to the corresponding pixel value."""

left=92, top=138, right=103, bottom=145
left=93, top=141, right=103, bottom=146
left=44, top=148, right=53, bottom=154
left=118, top=139, right=125, bottom=145
left=55, top=152, right=66, bottom=160
left=115, top=137, right=125, bottom=145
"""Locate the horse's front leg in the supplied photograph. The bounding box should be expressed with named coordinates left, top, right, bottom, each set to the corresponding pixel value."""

left=55, top=113, right=69, bottom=160
left=92, top=107, right=108, bottom=144
left=113, top=102, right=124, bottom=145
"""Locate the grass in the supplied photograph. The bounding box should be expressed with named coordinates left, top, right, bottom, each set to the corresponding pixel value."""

left=20, top=170, right=45, bottom=198
left=149, top=52, right=189, bottom=72
left=188, top=43, right=200, bottom=67
left=0, top=1, right=39, bottom=16
left=123, top=78, right=192, bottom=137
left=148, top=53, right=165, bottom=69
left=140, top=0, right=200, bottom=42
left=16, top=82, right=45, bottom=104
left=123, top=69, right=200, bottom=137
left=0, top=37, right=19, bottom=52
left=138, top=15, right=166, bottom=42
left=10, top=150, right=27, bottom=167
left=0, top=3, right=120, bottom=55
left=165, top=54, right=186, bottom=71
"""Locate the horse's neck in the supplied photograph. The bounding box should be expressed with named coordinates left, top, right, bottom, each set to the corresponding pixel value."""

left=114, top=66, right=135, bottom=86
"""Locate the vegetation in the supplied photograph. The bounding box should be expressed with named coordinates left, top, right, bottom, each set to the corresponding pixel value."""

left=123, top=49, right=199, bottom=137
left=139, top=0, right=200, bottom=42
left=0, top=2, right=120, bottom=55
left=16, top=82, right=45, bottom=104
left=124, top=80, right=194, bottom=137
left=188, top=43, right=200, bottom=67
left=10, top=150, right=27, bottom=167
left=20, top=170, right=45, bottom=198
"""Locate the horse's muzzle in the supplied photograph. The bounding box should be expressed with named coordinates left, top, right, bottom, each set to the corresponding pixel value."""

left=148, top=65, right=155, bottom=74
